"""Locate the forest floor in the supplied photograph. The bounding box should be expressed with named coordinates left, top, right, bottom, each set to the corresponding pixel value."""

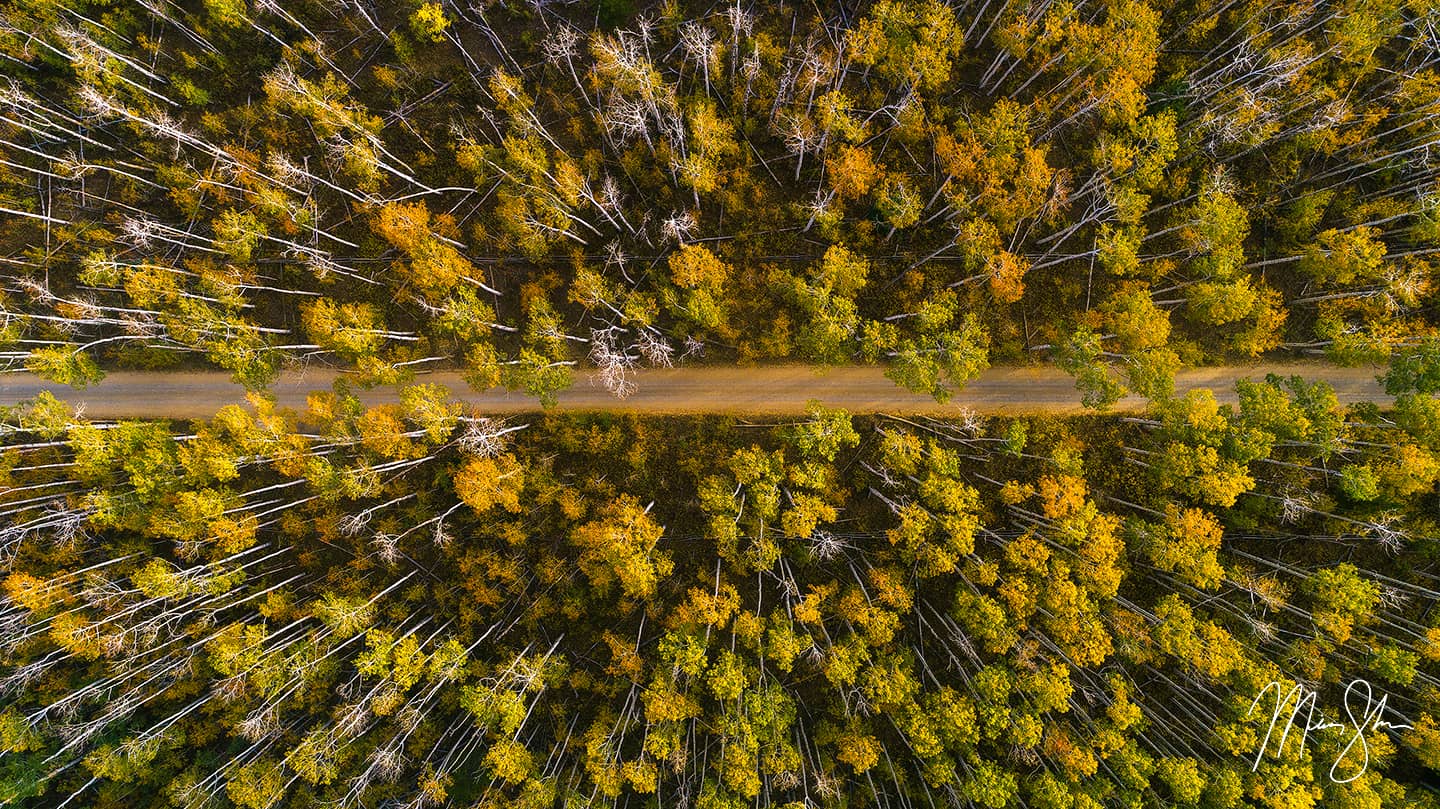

left=0, top=363, right=1391, bottom=419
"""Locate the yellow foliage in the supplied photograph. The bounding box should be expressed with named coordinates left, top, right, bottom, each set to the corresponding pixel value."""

left=826, top=144, right=881, bottom=201
left=3, top=573, right=67, bottom=613
left=455, top=453, right=526, bottom=514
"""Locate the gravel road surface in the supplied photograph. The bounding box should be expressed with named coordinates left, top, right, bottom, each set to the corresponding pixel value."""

left=0, top=363, right=1391, bottom=420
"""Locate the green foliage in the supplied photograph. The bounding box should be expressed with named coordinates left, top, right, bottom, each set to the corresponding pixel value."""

left=1384, top=339, right=1440, bottom=394
left=884, top=298, right=990, bottom=402
left=782, top=245, right=872, bottom=363
left=1058, top=330, right=1126, bottom=409
left=213, top=209, right=267, bottom=263
left=596, top=0, right=635, bottom=29
left=25, top=347, right=103, bottom=388
left=848, top=0, right=964, bottom=92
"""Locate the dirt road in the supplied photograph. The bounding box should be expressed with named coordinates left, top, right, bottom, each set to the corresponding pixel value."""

left=0, top=363, right=1391, bottom=420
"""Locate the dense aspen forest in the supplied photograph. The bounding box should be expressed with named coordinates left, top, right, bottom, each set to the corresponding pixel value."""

left=1, top=0, right=1440, bottom=808
left=4, top=380, right=1440, bottom=807
left=0, top=0, right=1437, bottom=401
